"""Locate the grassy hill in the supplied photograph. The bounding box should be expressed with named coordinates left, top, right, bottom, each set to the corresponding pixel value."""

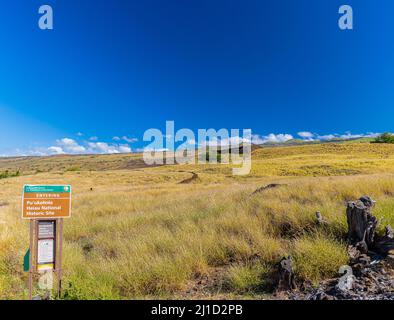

left=0, top=153, right=147, bottom=174
left=1, top=142, right=394, bottom=299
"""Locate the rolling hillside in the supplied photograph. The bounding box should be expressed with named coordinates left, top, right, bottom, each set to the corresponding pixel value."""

left=0, top=142, right=393, bottom=299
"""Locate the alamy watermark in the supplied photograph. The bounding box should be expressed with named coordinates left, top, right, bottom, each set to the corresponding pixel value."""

left=142, top=121, right=252, bottom=176
left=338, top=5, right=353, bottom=30
left=38, top=4, right=353, bottom=31
left=38, top=5, right=53, bottom=30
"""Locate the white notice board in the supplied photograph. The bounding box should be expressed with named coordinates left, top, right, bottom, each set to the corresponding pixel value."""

left=37, top=239, right=55, bottom=264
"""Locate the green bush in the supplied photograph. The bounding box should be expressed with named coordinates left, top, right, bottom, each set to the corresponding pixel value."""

left=66, top=166, right=81, bottom=172
left=0, top=170, right=20, bottom=179
left=373, top=133, right=394, bottom=144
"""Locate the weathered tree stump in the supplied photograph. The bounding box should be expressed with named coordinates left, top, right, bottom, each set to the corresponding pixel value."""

left=346, top=196, right=378, bottom=249
left=276, top=256, right=297, bottom=292
left=346, top=197, right=394, bottom=256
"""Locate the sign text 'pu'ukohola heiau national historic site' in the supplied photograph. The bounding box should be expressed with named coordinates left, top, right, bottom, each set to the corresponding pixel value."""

left=22, top=185, right=71, bottom=219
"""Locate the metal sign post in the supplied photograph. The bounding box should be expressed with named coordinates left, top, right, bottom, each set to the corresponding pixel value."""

left=23, top=185, right=71, bottom=300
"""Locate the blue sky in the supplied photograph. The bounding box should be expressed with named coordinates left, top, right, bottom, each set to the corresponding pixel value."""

left=1, top=0, right=393, bottom=155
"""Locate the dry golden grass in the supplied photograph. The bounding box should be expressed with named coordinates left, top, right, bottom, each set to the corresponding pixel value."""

left=0, top=142, right=394, bottom=299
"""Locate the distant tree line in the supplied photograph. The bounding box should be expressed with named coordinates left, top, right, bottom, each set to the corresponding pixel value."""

left=373, top=133, right=394, bottom=144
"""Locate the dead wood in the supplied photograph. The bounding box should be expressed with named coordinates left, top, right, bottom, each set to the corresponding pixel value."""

left=276, top=256, right=297, bottom=292
left=346, top=196, right=378, bottom=249
left=179, top=172, right=199, bottom=184
left=252, top=183, right=287, bottom=195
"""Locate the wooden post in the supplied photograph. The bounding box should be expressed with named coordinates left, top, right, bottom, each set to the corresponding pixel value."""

left=28, top=220, right=34, bottom=300
left=57, top=219, right=63, bottom=299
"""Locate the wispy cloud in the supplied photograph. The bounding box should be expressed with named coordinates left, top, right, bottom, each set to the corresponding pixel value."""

left=338, top=132, right=380, bottom=140
left=248, top=131, right=381, bottom=145
left=121, top=136, right=138, bottom=143
left=296, top=131, right=381, bottom=142
left=112, top=136, right=138, bottom=143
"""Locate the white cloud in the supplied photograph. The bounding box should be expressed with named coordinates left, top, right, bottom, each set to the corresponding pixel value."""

left=199, top=134, right=294, bottom=147
left=121, top=136, right=138, bottom=143
left=317, top=134, right=337, bottom=141
left=53, top=137, right=131, bottom=155
left=118, top=145, right=132, bottom=153
left=52, top=138, right=133, bottom=155
left=0, top=135, right=135, bottom=157
left=87, top=142, right=119, bottom=154
left=112, top=136, right=138, bottom=143
left=252, top=133, right=293, bottom=144
left=339, top=132, right=380, bottom=140
left=298, top=131, right=315, bottom=140
left=339, top=132, right=363, bottom=140
left=76, top=132, right=83, bottom=137
left=0, top=131, right=384, bottom=158
left=87, top=142, right=131, bottom=154
left=365, top=132, right=380, bottom=138
left=48, top=146, right=65, bottom=155
left=57, top=138, right=75, bottom=146
left=140, top=147, right=169, bottom=152
left=316, top=132, right=381, bottom=141
left=56, top=138, right=86, bottom=153
left=199, top=136, right=251, bottom=147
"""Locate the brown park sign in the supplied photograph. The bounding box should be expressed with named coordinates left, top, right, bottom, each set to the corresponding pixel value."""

left=22, top=185, right=71, bottom=219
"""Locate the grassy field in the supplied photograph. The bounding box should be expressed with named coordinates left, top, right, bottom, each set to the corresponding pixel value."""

left=1, top=142, right=394, bottom=299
